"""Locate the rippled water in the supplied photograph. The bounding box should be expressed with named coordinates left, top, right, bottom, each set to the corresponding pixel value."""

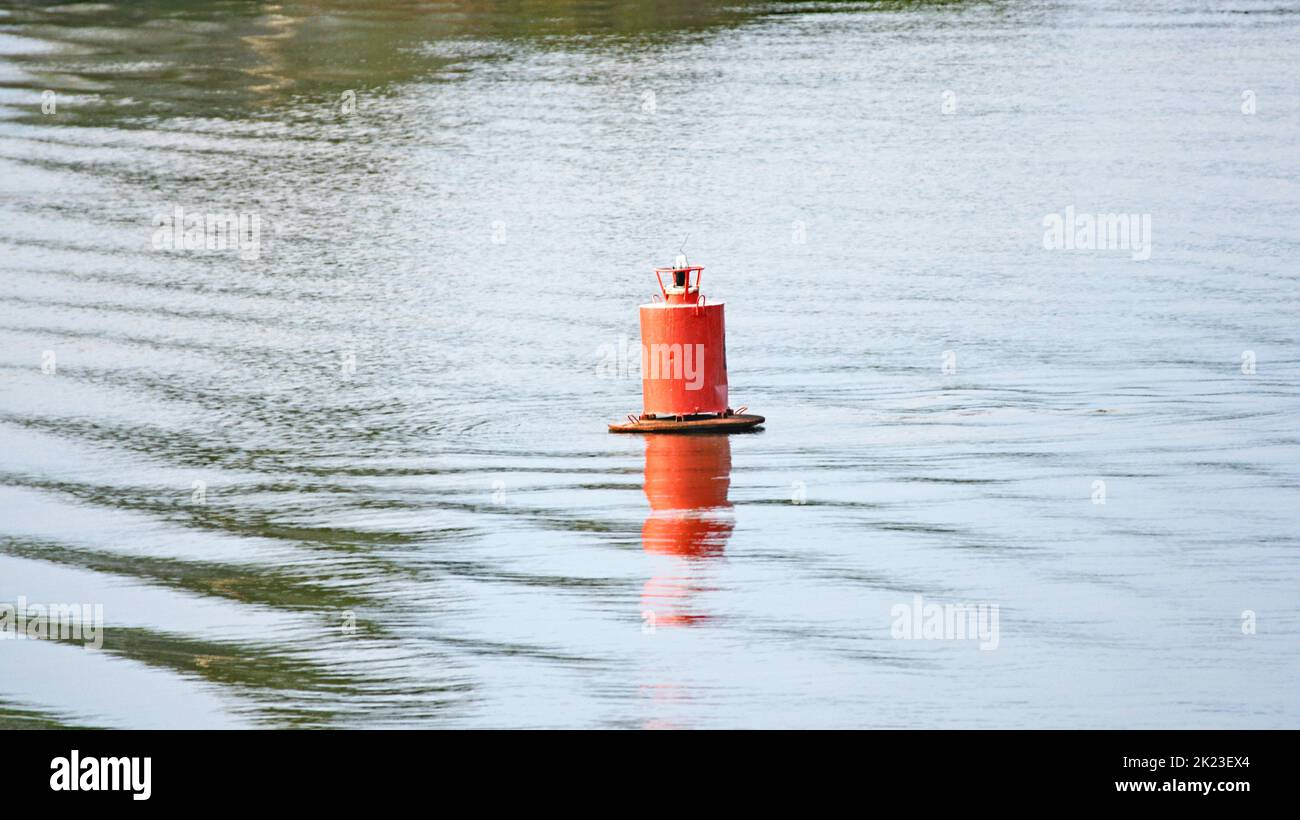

left=1, top=0, right=1297, bottom=728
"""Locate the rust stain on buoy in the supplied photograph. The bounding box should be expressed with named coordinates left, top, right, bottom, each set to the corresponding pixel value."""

left=610, top=258, right=763, bottom=434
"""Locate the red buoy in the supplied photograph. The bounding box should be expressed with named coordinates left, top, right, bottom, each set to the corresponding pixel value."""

left=610, top=259, right=763, bottom=434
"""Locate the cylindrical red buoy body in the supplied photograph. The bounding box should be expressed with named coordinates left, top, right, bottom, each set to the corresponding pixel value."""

left=639, top=265, right=728, bottom=417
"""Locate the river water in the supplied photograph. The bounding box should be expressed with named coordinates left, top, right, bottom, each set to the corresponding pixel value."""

left=1, top=0, right=1297, bottom=728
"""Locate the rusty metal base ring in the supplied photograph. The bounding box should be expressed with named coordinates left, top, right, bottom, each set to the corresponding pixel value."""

left=608, top=413, right=765, bottom=434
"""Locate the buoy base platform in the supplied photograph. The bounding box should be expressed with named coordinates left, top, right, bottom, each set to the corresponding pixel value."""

left=609, top=413, right=765, bottom=434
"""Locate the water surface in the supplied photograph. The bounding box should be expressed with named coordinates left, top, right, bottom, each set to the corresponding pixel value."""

left=1, top=0, right=1298, bottom=728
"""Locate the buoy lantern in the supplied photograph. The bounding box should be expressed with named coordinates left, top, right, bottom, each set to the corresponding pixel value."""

left=609, top=260, right=764, bottom=434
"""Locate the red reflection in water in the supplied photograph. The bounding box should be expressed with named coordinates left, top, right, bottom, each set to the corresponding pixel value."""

left=641, top=434, right=734, bottom=627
